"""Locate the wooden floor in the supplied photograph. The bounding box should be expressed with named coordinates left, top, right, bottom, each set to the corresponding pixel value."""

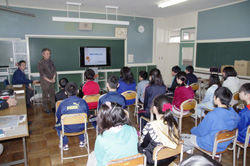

left=0, top=104, right=249, bottom=166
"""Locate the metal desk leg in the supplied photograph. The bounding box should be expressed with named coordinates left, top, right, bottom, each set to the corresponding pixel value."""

left=23, top=137, right=27, bottom=166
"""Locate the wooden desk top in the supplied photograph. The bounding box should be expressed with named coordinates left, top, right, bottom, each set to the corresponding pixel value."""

left=0, top=86, right=29, bottom=141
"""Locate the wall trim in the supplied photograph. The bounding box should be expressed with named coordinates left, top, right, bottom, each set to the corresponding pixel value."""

left=196, top=37, right=250, bottom=43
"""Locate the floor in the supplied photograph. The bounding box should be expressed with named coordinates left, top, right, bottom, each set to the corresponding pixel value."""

left=0, top=104, right=249, bottom=166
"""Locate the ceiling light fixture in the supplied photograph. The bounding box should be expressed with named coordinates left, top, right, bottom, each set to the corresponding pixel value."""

left=52, top=2, right=129, bottom=26
left=157, top=0, right=188, bottom=8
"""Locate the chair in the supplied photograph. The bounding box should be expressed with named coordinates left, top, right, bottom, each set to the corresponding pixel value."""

left=172, top=99, right=197, bottom=134
left=153, top=141, right=183, bottom=166
left=107, top=153, right=147, bottom=166
left=236, top=125, right=250, bottom=166
left=196, top=129, right=238, bottom=166
left=83, top=94, right=100, bottom=116
left=121, top=90, right=138, bottom=122
left=55, top=100, right=63, bottom=122
left=190, top=83, right=200, bottom=102
left=60, top=113, right=89, bottom=163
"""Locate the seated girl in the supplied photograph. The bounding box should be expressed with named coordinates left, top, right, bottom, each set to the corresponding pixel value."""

left=172, top=72, right=194, bottom=114
left=117, top=67, right=136, bottom=105
left=87, top=102, right=138, bottom=166
left=195, top=74, right=220, bottom=118
left=139, top=68, right=166, bottom=129
left=139, top=95, right=180, bottom=166
left=82, top=69, right=100, bottom=109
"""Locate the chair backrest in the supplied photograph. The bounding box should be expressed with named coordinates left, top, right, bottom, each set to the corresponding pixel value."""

left=244, top=125, right=250, bottom=147
left=121, top=90, right=137, bottom=101
left=56, top=100, right=63, bottom=112
left=153, top=141, right=183, bottom=162
left=107, top=153, right=146, bottom=166
left=83, top=94, right=101, bottom=103
left=61, top=113, right=88, bottom=126
left=190, top=83, right=199, bottom=91
left=180, top=99, right=197, bottom=112
left=233, top=92, right=240, bottom=101
left=213, top=128, right=238, bottom=155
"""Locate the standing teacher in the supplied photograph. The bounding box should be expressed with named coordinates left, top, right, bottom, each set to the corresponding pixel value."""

left=38, top=48, right=57, bottom=113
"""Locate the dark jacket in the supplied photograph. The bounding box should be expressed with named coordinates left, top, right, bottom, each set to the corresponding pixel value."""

left=12, top=68, right=32, bottom=87
left=186, top=73, right=198, bottom=85
left=0, top=99, right=8, bottom=110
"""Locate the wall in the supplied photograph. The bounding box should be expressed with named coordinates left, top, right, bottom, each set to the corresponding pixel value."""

left=197, top=0, right=250, bottom=40
left=0, top=6, right=154, bottom=65
left=155, top=12, right=197, bottom=85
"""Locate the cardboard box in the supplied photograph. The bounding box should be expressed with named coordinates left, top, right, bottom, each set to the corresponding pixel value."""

left=234, top=60, right=250, bottom=76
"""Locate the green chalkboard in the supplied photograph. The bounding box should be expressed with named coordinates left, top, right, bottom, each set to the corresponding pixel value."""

left=29, top=38, right=125, bottom=72
left=196, top=41, right=250, bottom=68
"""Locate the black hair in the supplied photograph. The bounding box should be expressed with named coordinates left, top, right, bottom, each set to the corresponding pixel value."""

left=84, top=69, right=95, bottom=80
left=97, top=102, right=130, bottom=135
left=214, top=87, right=232, bottom=108
left=153, top=94, right=179, bottom=145
left=207, top=74, right=221, bottom=89
left=41, top=48, right=51, bottom=53
left=59, top=78, right=69, bottom=88
left=223, top=66, right=237, bottom=81
left=107, top=75, right=119, bottom=89
left=139, top=71, right=148, bottom=80
left=186, top=65, right=194, bottom=73
left=18, top=60, right=26, bottom=66
left=65, top=82, right=78, bottom=96
left=149, top=68, right=164, bottom=86
left=172, top=65, right=181, bottom=74
left=176, top=71, right=187, bottom=86
left=120, top=67, right=134, bottom=84
left=239, top=83, right=250, bottom=94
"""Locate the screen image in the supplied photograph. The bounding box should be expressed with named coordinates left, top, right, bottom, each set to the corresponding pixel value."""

left=80, top=47, right=111, bottom=67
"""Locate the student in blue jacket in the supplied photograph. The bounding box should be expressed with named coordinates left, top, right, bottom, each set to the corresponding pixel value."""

left=182, top=87, right=240, bottom=153
left=55, top=82, right=89, bottom=151
left=237, top=83, right=250, bottom=144
left=117, top=67, right=136, bottom=105
left=12, top=60, right=39, bottom=106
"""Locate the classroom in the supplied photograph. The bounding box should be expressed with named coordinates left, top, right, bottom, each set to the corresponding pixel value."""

left=0, top=0, right=250, bottom=165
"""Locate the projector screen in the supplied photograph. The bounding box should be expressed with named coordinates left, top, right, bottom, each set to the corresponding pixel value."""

left=80, top=46, right=111, bottom=67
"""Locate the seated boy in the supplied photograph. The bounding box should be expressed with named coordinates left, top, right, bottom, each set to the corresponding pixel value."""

left=182, top=87, right=240, bottom=153
left=82, top=69, right=100, bottom=109
left=185, top=65, right=197, bottom=85
left=55, top=82, right=89, bottom=151
left=98, top=75, right=126, bottom=109
left=167, top=65, right=181, bottom=94
left=137, top=71, right=149, bottom=103
left=55, top=78, right=68, bottom=102
left=237, top=83, right=250, bottom=144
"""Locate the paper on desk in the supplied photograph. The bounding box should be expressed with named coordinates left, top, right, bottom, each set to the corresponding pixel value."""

left=0, top=115, right=19, bottom=130
left=14, top=90, right=25, bottom=94
left=13, top=84, right=23, bottom=88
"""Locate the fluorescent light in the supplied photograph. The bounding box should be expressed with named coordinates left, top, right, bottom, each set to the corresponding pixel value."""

left=158, top=0, right=188, bottom=8
left=52, top=17, right=130, bottom=25
left=66, top=2, right=82, bottom=6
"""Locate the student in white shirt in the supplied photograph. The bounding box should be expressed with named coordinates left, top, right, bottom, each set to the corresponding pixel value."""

left=137, top=71, right=149, bottom=103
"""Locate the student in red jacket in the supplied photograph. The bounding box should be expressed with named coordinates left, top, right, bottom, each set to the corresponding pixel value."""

left=172, top=72, right=194, bottom=115
left=82, top=69, right=100, bottom=109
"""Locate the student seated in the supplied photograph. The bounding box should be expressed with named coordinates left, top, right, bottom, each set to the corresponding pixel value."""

left=237, top=83, right=250, bottom=144
left=55, top=82, right=89, bottom=151
left=139, top=68, right=166, bottom=129
left=82, top=69, right=100, bottom=109
left=167, top=65, right=181, bottom=93
left=87, top=102, right=138, bottom=166
left=182, top=87, right=240, bottom=153
left=137, top=71, right=149, bottom=103
left=139, top=95, right=180, bottom=166
left=98, top=75, right=126, bottom=108
left=55, top=77, right=68, bottom=102
left=12, top=60, right=39, bottom=106
left=222, top=66, right=240, bottom=93
left=185, top=65, right=197, bottom=85
left=172, top=72, right=194, bottom=114
left=117, top=67, right=136, bottom=105
left=195, top=74, right=220, bottom=118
